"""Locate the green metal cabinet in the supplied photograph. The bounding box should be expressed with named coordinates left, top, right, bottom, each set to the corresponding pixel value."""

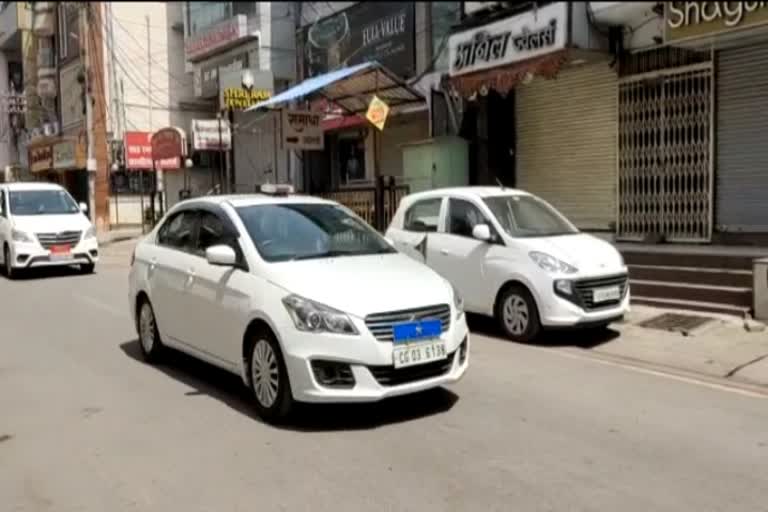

left=401, top=136, right=469, bottom=193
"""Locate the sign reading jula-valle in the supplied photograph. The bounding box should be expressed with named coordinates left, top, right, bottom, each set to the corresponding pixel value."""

left=665, top=2, right=768, bottom=43
left=448, top=1, right=567, bottom=77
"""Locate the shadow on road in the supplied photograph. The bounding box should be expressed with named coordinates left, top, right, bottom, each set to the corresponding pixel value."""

left=119, top=339, right=459, bottom=431
left=5, top=266, right=91, bottom=281
left=467, top=313, right=620, bottom=349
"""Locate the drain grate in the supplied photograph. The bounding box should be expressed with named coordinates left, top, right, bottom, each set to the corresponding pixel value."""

left=638, top=313, right=712, bottom=333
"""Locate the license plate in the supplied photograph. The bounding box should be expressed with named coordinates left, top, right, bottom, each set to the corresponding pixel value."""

left=49, top=245, right=72, bottom=261
left=593, top=285, right=621, bottom=303
left=393, top=341, right=447, bottom=369
left=392, top=319, right=442, bottom=343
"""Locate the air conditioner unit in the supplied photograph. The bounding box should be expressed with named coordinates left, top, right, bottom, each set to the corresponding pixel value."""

left=464, top=2, right=503, bottom=16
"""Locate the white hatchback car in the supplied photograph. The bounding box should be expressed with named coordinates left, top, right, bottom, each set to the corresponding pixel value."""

left=0, top=182, right=98, bottom=278
left=386, top=187, right=629, bottom=342
left=128, top=187, right=469, bottom=422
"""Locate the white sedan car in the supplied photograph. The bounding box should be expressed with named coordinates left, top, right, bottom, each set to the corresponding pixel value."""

left=0, top=182, right=99, bottom=278
left=128, top=187, right=469, bottom=422
left=386, top=187, right=629, bottom=342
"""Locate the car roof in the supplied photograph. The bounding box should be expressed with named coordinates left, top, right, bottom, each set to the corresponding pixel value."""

left=2, top=182, right=66, bottom=192
left=175, top=193, right=337, bottom=209
left=403, top=186, right=531, bottom=202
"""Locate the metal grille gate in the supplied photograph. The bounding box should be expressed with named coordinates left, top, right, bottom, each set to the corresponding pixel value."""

left=618, top=62, right=714, bottom=242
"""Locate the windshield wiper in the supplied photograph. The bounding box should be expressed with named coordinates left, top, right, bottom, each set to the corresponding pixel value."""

left=290, top=248, right=394, bottom=261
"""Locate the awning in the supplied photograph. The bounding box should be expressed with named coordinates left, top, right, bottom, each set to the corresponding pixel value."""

left=245, top=61, right=424, bottom=114
left=449, top=50, right=570, bottom=97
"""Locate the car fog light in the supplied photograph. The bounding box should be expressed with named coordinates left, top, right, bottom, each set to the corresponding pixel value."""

left=459, top=337, right=468, bottom=364
left=555, top=279, right=573, bottom=295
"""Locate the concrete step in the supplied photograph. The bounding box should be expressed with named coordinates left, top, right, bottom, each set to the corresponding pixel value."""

left=622, top=251, right=756, bottom=271
left=628, top=264, right=753, bottom=288
left=630, top=279, right=753, bottom=308
left=631, top=296, right=751, bottom=317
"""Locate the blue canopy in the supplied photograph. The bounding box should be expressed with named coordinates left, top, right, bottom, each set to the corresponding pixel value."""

left=245, top=61, right=423, bottom=114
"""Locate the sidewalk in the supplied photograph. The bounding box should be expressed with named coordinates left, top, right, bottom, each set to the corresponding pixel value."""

left=97, top=227, right=143, bottom=246
left=596, top=305, right=768, bottom=388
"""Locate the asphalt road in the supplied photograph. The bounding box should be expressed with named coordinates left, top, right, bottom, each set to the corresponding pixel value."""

left=1, top=248, right=767, bottom=511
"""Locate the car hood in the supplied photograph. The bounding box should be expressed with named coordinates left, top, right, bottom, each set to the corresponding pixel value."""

left=12, top=214, right=92, bottom=234
left=522, top=233, right=625, bottom=274
left=266, top=253, right=453, bottom=318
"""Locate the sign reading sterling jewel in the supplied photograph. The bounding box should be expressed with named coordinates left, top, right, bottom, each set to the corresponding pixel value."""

left=448, top=2, right=567, bottom=77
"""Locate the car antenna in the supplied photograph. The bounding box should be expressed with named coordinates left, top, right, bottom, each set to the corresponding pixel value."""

left=495, top=177, right=505, bottom=190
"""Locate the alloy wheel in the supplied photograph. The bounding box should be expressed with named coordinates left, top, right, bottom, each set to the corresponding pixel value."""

left=251, top=339, right=280, bottom=408
left=503, top=294, right=529, bottom=335
left=139, top=303, right=156, bottom=354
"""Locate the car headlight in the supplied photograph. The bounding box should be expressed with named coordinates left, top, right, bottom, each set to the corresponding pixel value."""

left=83, top=226, right=96, bottom=240
left=451, top=284, right=464, bottom=319
left=529, top=251, right=578, bottom=274
left=11, top=229, right=33, bottom=243
left=282, top=294, right=358, bottom=335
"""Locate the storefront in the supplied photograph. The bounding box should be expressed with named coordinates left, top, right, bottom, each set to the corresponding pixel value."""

left=447, top=2, right=616, bottom=231
left=28, top=137, right=88, bottom=205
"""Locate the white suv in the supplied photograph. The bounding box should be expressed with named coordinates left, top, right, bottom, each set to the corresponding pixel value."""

left=386, top=187, right=629, bottom=342
left=128, top=186, right=469, bottom=422
left=0, top=182, right=99, bottom=278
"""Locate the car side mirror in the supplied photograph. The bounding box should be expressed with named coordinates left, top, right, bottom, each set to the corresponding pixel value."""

left=472, top=224, right=492, bottom=242
left=206, top=244, right=237, bottom=266
left=79, top=202, right=88, bottom=213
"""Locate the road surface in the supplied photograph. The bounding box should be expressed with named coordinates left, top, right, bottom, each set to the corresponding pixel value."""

left=1, top=250, right=766, bottom=511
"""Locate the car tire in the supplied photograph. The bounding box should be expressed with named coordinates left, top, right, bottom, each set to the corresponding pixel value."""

left=3, top=244, right=15, bottom=280
left=247, top=329, right=294, bottom=423
left=495, top=284, right=541, bottom=343
left=80, top=263, right=95, bottom=274
left=137, top=298, right=165, bottom=363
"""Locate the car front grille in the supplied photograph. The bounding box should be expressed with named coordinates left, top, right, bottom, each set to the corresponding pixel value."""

left=36, top=231, right=82, bottom=249
left=573, top=273, right=629, bottom=311
left=364, top=304, right=451, bottom=342
left=367, top=352, right=455, bottom=386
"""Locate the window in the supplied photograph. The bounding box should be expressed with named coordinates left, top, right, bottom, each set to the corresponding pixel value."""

left=339, top=137, right=366, bottom=184
left=58, top=3, right=80, bottom=61
left=236, top=203, right=395, bottom=262
left=483, top=195, right=579, bottom=238
left=9, top=190, right=80, bottom=216
left=448, top=198, right=490, bottom=238
left=404, top=198, right=442, bottom=232
left=431, top=2, right=461, bottom=71
left=157, top=211, right=198, bottom=251
left=186, top=2, right=256, bottom=37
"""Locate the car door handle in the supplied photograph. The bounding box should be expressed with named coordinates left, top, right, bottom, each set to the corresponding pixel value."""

left=149, top=258, right=157, bottom=271
left=186, top=269, right=195, bottom=286
left=440, top=249, right=451, bottom=255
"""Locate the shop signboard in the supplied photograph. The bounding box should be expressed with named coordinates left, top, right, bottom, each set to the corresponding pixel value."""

left=60, top=61, right=84, bottom=129
left=281, top=110, right=324, bottom=151
left=302, top=2, right=415, bottom=79
left=366, top=96, right=390, bottom=131
left=29, top=144, right=53, bottom=173
left=219, top=68, right=274, bottom=110
left=665, top=2, right=768, bottom=43
left=185, top=15, right=249, bottom=62
left=52, top=140, right=76, bottom=169
left=191, top=119, right=232, bottom=151
left=196, top=52, right=248, bottom=98
left=448, top=2, right=567, bottom=77
left=124, top=131, right=153, bottom=170
left=151, top=127, right=187, bottom=170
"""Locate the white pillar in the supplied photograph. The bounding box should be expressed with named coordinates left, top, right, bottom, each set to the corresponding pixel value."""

left=0, top=50, right=11, bottom=180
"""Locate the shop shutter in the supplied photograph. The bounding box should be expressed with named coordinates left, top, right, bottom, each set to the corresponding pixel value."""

left=515, top=61, right=617, bottom=231
left=716, top=41, right=768, bottom=232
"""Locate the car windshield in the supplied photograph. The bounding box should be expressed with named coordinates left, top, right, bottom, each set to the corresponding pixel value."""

left=483, top=195, right=579, bottom=238
left=236, top=203, right=397, bottom=262
left=9, top=189, right=80, bottom=216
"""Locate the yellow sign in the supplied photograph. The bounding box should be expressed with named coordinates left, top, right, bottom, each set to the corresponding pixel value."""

left=665, top=2, right=768, bottom=43
left=222, top=87, right=272, bottom=110
left=366, top=95, right=390, bottom=131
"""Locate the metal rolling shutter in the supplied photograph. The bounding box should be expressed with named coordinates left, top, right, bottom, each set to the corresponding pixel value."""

left=716, top=41, right=768, bottom=232
left=515, top=61, right=617, bottom=230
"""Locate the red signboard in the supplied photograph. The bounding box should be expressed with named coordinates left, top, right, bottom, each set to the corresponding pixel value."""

left=185, top=16, right=247, bottom=61
left=124, top=131, right=153, bottom=170
left=151, top=127, right=186, bottom=170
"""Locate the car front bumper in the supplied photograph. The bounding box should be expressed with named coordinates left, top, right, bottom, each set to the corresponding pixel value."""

left=540, top=286, right=630, bottom=327
left=8, top=238, right=99, bottom=269
left=279, top=313, right=470, bottom=403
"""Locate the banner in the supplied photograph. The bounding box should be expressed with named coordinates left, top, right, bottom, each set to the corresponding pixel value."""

left=366, top=96, right=390, bottom=131
left=124, top=132, right=153, bottom=170
left=192, top=119, right=232, bottom=151
left=281, top=110, right=324, bottom=151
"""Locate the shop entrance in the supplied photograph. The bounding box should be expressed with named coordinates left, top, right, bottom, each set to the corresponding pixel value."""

left=618, top=63, right=714, bottom=242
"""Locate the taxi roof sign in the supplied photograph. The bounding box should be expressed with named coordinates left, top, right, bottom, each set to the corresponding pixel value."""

left=260, top=183, right=294, bottom=196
